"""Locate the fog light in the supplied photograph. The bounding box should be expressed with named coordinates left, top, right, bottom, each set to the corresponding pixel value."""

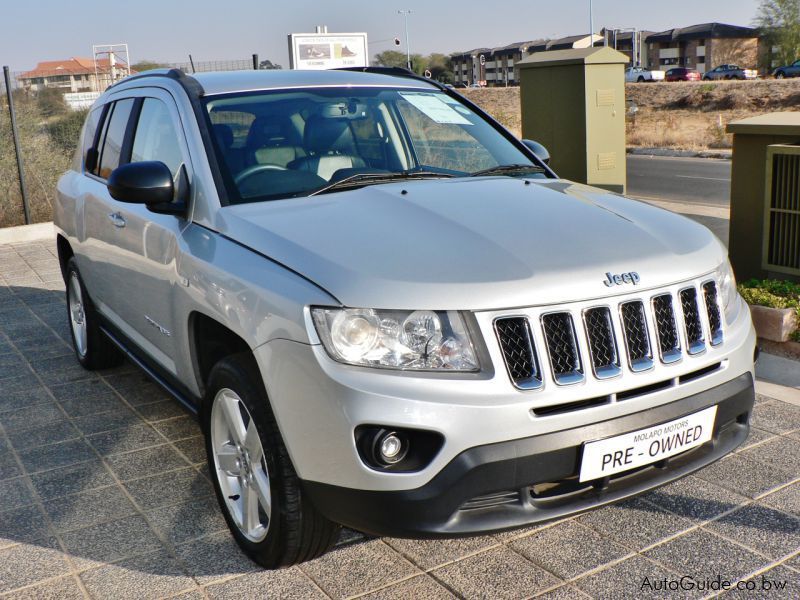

left=371, top=429, right=408, bottom=465
left=380, top=434, right=402, bottom=460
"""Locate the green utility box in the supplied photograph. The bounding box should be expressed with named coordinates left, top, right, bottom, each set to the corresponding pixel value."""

left=518, top=46, right=629, bottom=193
left=727, top=113, right=800, bottom=282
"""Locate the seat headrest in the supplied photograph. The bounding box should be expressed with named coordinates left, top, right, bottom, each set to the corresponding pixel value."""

left=304, top=116, right=355, bottom=155
left=212, top=124, right=234, bottom=149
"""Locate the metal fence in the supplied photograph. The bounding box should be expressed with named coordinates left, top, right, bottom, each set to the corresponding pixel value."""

left=0, top=56, right=263, bottom=228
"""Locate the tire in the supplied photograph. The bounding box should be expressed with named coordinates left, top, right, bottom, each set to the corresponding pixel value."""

left=65, top=258, right=124, bottom=370
left=776, top=72, right=785, bottom=79
left=203, top=353, right=340, bottom=568
left=637, top=76, right=645, bottom=83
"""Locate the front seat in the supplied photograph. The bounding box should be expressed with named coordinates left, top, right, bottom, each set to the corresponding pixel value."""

left=245, top=117, right=304, bottom=169
left=289, top=115, right=366, bottom=180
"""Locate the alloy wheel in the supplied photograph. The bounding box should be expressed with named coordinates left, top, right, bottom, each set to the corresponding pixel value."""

left=68, top=272, right=88, bottom=357
left=210, top=388, right=272, bottom=542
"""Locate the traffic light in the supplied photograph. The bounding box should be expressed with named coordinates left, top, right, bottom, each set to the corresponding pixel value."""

left=394, top=37, right=401, bottom=46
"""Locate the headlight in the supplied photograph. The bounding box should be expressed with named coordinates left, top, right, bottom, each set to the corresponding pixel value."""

left=716, top=259, right=739, bottom=325
left=311, top=307, right=479, bottom=371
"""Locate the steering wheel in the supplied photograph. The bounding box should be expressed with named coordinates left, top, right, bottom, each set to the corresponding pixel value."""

left=234, top=163, right=287, bottom=186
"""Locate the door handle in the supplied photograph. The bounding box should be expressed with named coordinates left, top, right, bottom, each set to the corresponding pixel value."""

left=108, top=212, right=126, bottom=228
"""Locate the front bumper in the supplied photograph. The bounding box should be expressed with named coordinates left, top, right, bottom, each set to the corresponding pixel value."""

left=301, top=373, right=754, bottom=537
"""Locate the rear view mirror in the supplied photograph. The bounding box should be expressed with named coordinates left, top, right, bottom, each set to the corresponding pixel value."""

left=108, top=161, right=174, bottom=205
left=522, top=139, right=551, bottom=165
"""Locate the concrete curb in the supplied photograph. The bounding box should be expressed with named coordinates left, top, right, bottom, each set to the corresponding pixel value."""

left=627, top=147, right=732, bottom=160
left=0, top=222, right=55, bottom=245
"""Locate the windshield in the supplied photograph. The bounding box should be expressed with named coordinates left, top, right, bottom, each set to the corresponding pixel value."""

left=203, top=86, right=546, bottom=203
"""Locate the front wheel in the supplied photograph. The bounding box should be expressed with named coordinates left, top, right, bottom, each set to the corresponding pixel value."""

left=637, top=76, right=645, bottom=83
left=203, top=354, right=340, bottom=567
left=775, top=72, right=785, bottom=79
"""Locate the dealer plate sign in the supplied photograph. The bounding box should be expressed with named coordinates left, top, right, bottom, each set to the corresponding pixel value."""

left=579, top=405, right=717, bottom=482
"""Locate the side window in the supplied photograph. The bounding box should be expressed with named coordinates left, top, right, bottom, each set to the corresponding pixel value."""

left=98, top=98, right=135, bottom=179
left=131, top=98, right=185, bottom=177
left=77, top=106, right=104, bottom=172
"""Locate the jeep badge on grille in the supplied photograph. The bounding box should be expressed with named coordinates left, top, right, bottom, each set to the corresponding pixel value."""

left=603, top=271, right=640, bottom=287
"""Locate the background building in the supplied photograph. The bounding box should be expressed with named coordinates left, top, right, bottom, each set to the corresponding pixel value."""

left=645, top=22, right=759, bottom=74
left=18, top=57, right=132, bottom=93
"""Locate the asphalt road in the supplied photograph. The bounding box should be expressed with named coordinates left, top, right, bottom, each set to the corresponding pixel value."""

left=627, top=155, right=731, bottom=207
left=626, top=155, right=731, bottom=245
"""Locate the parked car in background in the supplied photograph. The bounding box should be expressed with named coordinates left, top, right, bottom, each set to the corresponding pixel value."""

left=625, top=66, right=665, bottom=83
left=54, top=67, right=756, bottom=568
left=773, top=60, right=800, bottom=79
left=665, top=67, right=701, bottom=82
left=702, top=65, right=758, bottom=80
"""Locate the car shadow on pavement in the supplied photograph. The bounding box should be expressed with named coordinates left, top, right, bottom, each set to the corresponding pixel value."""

left=1, top=284, right=797, bottom=583
left=1, top=284, right=374, bottom=581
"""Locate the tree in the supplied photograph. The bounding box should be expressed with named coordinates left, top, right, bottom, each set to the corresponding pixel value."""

left=35, top=87, right=67, bottom=118
left=757, top=0, right=800, bottom=67
left=131, top=60, right=167, bottom=72
left=426, top=53, right=454, bottom=83
left=373, top=50, right=409, bottom=68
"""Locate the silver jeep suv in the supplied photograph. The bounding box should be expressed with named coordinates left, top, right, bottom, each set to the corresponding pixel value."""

left=55, top=68, right=756, bottom=567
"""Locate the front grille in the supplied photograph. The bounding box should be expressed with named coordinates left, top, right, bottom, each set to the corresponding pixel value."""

left=680, top=287, right=706, bottom=354
left=494, top=317, right=541, bottom=390
left=494, top=280, right=725, bottom=396
left=702, top=281, right=723, bottom=346
left=620, top=301, right=654, bottom=371
left=652, top=294, right=682, bottom=363
left=583, top=307, right=620, bottom=378
left=541, top=313, right=583, bottom=385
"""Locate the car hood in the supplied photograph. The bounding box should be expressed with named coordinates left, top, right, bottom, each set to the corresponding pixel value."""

left=216, top=177, right=726, bottom=310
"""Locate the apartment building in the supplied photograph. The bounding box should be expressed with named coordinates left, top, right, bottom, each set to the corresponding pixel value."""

left=451, top=34, right=601, bottom=86
left=645, top=23, right=759, bottom=74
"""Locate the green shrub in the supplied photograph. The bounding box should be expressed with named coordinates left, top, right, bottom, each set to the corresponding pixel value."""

left=738, top=278, right=800, bottom=323
left=45, top=109, right=88, bottom=154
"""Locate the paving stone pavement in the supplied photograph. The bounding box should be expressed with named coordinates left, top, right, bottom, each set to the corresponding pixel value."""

left=0, top=239, right=798, bottom=599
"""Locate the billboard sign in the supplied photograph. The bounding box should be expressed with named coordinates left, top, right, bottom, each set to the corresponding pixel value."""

left=288, top=33, right=369, bottom=70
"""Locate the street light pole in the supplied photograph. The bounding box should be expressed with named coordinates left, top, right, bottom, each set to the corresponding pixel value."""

left=589, top=0, right=594, bottom=39
left=398, top=9, right=412, bottom=70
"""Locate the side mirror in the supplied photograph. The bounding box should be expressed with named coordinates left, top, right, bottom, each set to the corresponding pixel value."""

left=108, top=161, right=184, bottom=214
left=522, top=139, right=550, bottom=165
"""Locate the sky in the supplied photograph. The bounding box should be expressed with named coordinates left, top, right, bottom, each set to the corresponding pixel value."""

left=2, top=0, right=760, bottom=71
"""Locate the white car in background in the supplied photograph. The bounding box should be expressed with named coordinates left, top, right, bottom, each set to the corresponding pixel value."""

left=625, top=66, right=665, bottom=83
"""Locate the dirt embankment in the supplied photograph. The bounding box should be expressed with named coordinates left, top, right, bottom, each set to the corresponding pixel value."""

left=462, top=80, right=800, bottom=151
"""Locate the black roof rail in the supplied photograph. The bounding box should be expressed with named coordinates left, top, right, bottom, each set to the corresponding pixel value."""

left=335, top=66, right=447, bottom=91
left=106, top=68, right=205, bottom=96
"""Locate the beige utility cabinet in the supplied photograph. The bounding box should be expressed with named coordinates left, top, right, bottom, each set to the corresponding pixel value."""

left=727, top=113, right=800, bottom=282
left=518, top=46, right=629, bottom=193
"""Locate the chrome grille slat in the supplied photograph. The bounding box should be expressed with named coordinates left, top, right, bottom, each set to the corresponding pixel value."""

left=583, top=307, right=621, bottom=379
left=680, top=287, right=706, bottom=354
left=494, top=317, right=542, bottom=390
left=652, top=294, right=682, bottom=363
left=702, top=281, right=723, bottom=346
left=620, top=301, right=654, bottom=372
left=541, top=312, right=584, bottom=385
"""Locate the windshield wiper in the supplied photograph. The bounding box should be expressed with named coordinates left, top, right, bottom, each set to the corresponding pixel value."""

left=469, top=164, right=544, bottom=177
left=309, top=170, right=453, bottom=196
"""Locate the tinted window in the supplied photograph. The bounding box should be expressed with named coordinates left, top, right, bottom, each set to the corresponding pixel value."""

left=131, top=98, right=184, bottom=177
left=79, top=106, right=104, bottom=171
left=98, top=99, right=135, bottom=179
